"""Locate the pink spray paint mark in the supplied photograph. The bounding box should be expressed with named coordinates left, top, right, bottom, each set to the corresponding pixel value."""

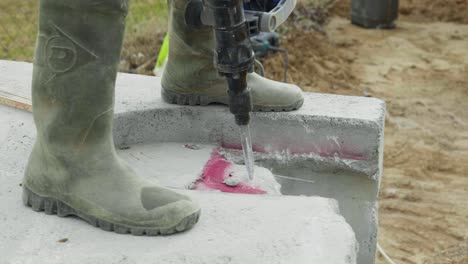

left=221, top=142, right=367, bottom=161
left=193, top=149, right=266, bottom=195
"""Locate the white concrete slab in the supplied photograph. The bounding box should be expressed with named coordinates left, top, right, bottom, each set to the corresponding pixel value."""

left=0, top=59, right=384, bottom=264
left=117, top=142, right=215, bottom=189
left=0, top=60, right=384, bottom=121
left=0, top=104, right=357, bottom=264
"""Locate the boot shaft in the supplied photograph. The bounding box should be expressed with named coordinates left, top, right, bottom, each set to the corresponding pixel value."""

left=33, top=0, right=128, bottom=153
left=167, top=0, right=214, bottom=57
left=162, top=0, right=223, bottom=92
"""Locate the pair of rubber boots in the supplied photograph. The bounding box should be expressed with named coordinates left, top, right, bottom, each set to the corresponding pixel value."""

left=23, top=0, right=304, bottom=235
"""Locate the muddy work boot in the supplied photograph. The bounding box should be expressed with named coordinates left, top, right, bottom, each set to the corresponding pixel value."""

left=161, top=0, right=304, bottom=111
left=22, top=0, right=200, bottom=235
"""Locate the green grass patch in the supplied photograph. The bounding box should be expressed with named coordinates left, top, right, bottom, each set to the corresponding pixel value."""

left=0, top=0, right=39, bottom=62
left=0, top=0, right=168, bottom=64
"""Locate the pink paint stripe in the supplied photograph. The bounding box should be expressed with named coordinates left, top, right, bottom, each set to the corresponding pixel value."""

left=221, top=142, right=366, bottom=161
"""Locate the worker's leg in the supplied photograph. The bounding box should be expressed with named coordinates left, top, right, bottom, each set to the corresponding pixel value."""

left=161, top=0, right=304, bottom=111
left=22, top=0, right=200, bottom=235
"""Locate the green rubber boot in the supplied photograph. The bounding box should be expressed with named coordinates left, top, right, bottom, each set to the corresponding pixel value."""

left=161, top=0, right=304, bottom=111
left=22, top=0, right=200, bottom=236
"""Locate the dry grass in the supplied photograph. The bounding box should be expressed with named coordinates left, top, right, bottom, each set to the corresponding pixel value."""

left=120, top=0, right=168, bottom=74
left=0, top=0, right=168, bottom=71
left=0, top=0, right=38, bottom=62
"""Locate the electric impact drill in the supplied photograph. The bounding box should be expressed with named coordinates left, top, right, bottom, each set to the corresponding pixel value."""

left=185, top=0, right=297, bottom=125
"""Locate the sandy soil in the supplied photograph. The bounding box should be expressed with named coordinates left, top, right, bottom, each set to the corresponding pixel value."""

left=263, top=1, right=468, bottom=263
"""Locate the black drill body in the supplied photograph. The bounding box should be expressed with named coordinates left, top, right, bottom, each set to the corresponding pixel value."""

left=203, top=0, right=255, bottom=126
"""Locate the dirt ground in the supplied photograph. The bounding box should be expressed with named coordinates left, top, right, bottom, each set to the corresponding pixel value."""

left=262, top=1, right=468, bottom=263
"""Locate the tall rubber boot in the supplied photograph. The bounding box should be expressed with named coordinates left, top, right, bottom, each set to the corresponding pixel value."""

left=162, top=0, right=304, bottom=112
left=22, top=0, right=200, bottom=236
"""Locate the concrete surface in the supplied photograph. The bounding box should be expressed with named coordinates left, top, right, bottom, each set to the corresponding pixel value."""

left=0, top=104, right=357, bottom=264
left=0, top=60, right=386, bottom=264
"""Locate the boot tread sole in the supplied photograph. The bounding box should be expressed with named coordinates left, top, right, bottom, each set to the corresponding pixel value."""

left=22, top=186, right=200, bottom=236
left=162, top=88, right=304, bottom=112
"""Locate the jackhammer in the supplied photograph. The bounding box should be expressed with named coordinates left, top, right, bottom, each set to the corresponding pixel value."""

left=185, top=0, right=296, bottom=126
